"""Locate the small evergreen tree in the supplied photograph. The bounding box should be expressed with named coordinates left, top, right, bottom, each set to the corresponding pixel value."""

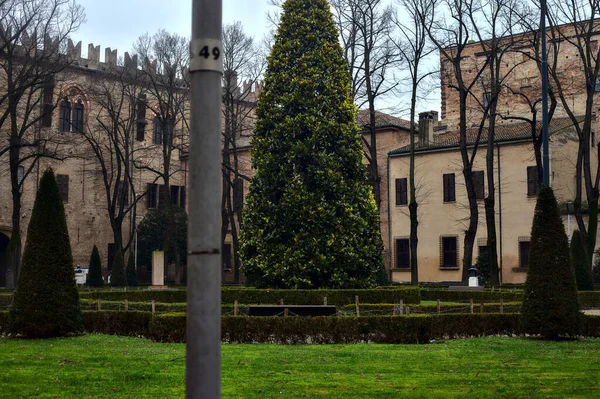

left=475, top=251, right=491, bottom=286
left=86, top=245, right=104, bottom=287
left=521, top=186, right=580, bottom=339
left=9, top=169, right=83, bottom=338
left=110, top=249, right=127, bottom=287
left=126, top=253, right=138, bottom=287
left=593, top=253, right=600, bottom=284
left=240, top=0, right=384, bottom=288
left=570, top=229, right=594, bottom=291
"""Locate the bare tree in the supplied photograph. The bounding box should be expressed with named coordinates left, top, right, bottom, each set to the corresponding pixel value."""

left=221, top=22, right=264, bottom=283
left=419, top=0, right=491, bottom=282
left=331, top=0, right=401, bottom=209
left=81, top=60, right=148, bottom=285
left=0, top=0, right=84, bottom=288
left=394, top=0, right=436, bottom=285
left=543, top=0, right=600, bottom=269
left=133, top=30, right=189, bottom=277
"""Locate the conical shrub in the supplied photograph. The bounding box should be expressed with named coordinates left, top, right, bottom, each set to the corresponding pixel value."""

left=86, top=245, right=104, bottom=287
left=521, top=186, right=580, bottom=339
left=240, top=0, right=383, bottom=288
left=570, top=230, right=594, bottom=291
left=9, top=169, right=83, bottom=338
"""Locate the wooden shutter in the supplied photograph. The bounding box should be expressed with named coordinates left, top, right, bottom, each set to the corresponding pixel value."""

left=147, top=183, right=157, bottom=209
left=59, top=100, right=71, bottom=132
left=395, top=178, right=407, bottom=206
left=233, top=179, right=244, bottom=212
left=222, top=244, right=232, bottom=270
left=56, top=174, right=69, bottom=203
left=443, top=237, right=457, bottom=267
left=180, top=186, right=186, bottom=209
left=473, top=171, right=484, bottom=200
left=443, top=173, right=455, bottom=202
left=519, top=241, right=530, bottom=268
left=158, top=184, right=166, bottom=206
left=136, top=97, right=146, bottom=141
left=396, top=239, right=410, bottom=268
left=527, top=166, right=539, bottom=196
left=170, top=185, right=180, bottom=206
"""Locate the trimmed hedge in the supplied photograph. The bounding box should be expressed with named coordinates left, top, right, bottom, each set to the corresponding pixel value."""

left=579, top=291, right=600, bottom=308
left=79, top=287, right=420, bottom=305
left=420, top=289, right=523, bottom=302
left=0, top=310, right=7, bottom=334
left=83, top=311, right=152, bottom=337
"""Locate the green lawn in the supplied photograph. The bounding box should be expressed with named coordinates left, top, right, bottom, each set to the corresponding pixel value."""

left=0, top=335, right=599, bottom=398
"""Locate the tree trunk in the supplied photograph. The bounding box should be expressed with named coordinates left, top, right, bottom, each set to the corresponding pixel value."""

left=409, top=81, right=418, bottom=286
left=485, top=101, right=500, bottom=286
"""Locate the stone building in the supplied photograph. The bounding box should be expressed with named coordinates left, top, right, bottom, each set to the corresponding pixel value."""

left=0, top=41, right=188, bottom=286
left=388, top=22, right=600, bottom=284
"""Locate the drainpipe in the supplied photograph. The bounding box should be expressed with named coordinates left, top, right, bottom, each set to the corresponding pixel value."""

left=496, top=144, right=503, bottom=285
left=387, top=153, right=392, bottom=282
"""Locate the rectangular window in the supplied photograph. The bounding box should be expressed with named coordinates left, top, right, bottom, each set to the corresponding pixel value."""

left=147, top=183, right=157, bottom=209
left=153, top=117, right=162, bottom=145
left=59, top=100, right=71, bottom=132
left=223, top=243, right=232, bottom=270
left=171, top=185, right=180, bottom=206
left=527, top=166, right=540, bottom=196
left=483, top=92, right=492, bottom=108
left=395, top=239, right=410, bottom=269
left=442, top=236, right=458, bottom=268
left=117, top=181, right=129, bottom=208
left=443, top=173, right=456, bottom=203
left=41, top=83, right=54, bottom=128
left=519, top=241, right=530, bottom=269
left=17, top=166, right=24, bottom=193
left=233, top=178, right=244, bottom=212
left=395, top=178, right=408, bottom=206
left=158, top=184, right=166, bottom=206
left=473, top=170, right=485, bottom=200
left=136, top=96, right=147, bottom=141
left=56, top=174, right=69, bottom=203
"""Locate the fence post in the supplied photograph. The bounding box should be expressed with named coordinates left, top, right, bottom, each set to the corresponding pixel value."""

left=470, top=299, right=474, bottom=314
left=500, top=298, right=504, bottom=314
left=480, top=301, right=484, bottom=314
left=324, top=296, right=327, bottom=306
left=284, top=308, right=289, bottom=317
left=406, top=306, right=410, bottom=315
left=97, top=299, right=101, bottom=311
left=151, top=300, right=156, bottom=315
left=400, top=299, right=404, bottom=315
left=125, top=299, right=128, bottom=311
left=393, top=302, right=398, bottom=316
left=355, top=295, right=360, bottom=317
left=437, top=299, right=441, bottom=314
left=234, top=300, right=239, bottom=316
left=280, top=299, right=284, bottom=306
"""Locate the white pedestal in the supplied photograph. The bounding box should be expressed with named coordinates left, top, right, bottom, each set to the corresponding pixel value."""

left=152, top=251, right=165, bottom=287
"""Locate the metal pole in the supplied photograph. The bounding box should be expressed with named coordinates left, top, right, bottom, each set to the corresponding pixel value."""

left=541, top=0, right=550, bottom=186
left=187, top=1, right=222, bottom=398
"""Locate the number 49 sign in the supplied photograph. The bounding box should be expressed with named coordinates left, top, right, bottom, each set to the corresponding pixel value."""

left=190, top=38, right=223, bottom=74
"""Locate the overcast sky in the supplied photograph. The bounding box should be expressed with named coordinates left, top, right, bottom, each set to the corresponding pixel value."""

left=73, top=0, right=439, bottom=115
left=75, top=0, right=272, bottom=59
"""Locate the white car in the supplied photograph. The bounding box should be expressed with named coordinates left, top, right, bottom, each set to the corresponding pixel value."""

left=74, top=266, right=89, bottom=286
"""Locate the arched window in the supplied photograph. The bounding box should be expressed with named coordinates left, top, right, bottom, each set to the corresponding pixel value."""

left=153, top=116, right=162, bottom=144
left=71, top=100, right=84, bottom=133
left=59, top=99, right=71, bottom=132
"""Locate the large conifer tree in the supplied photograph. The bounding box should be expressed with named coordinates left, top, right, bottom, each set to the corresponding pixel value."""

left=240, top=0, right=384, bottom=288
left=10, top=169, right=83, bottom=338
left=521, top=186, right=580, bottom=339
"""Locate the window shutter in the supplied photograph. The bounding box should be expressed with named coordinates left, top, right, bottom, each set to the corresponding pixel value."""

left=158, top=184, right=166, bottom=206
left=396, top=239, right=410, bottom=268
left=180, top=186, right=186, bottom=209
left=473, top=171, right=484, bottom=200
left=147, top=183, right=157, bottom=209
left=443, top=173, right=455, bottom=202
left=527, top=166, right=539, bottom=196
left=72, top=100, right=84, bottom=133
left=56, top=174, right=69, bottom=203
left=59, top=100, right=71, bottom=132
left=395, top=178, right=407, bottom=206
left=233, top=179, right=244, bottom=212
left=171, top=185, right=180, bottom=206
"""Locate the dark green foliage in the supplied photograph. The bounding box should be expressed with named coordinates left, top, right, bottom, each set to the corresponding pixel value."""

left=240, top=0, right=383, bottom=288
left=521, top=186, right=581, bottom=339
left=126, top=254, right=138, bottom=287
left=137, top=205, right=187, bottom=271
left=475, top=251, right=491, bottom=286
left=86, top=245, right=104, bottom=287
left=593, top=253, right=600, bottom=284
left=420, top=289, right=523, bottom=302
left=109, top=249, right=127, bottom=287
left=9, top=169, right=83, bottom=338
left=78, top=286, right=421, bottom=305
left=82, top=311, right=151, bottom=336
left=570, top=230, right=595, bottom=291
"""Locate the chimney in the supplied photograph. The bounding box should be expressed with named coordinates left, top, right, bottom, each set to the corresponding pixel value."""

left=418, top=111, right=438, bottom=145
